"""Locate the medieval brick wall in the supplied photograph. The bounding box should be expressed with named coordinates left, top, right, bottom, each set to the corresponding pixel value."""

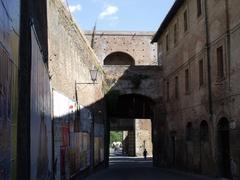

left=85, top=31, right=157, bottom=66
left=47, top=0, right=107, bottom=178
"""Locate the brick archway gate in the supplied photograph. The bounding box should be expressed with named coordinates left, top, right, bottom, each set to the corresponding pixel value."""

left=85, top=31, right=165, bottom=167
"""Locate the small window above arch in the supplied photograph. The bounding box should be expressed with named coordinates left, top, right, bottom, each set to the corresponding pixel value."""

left=103, top=52, right=135, bottom=66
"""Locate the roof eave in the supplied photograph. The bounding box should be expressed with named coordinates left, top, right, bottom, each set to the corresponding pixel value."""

left=151, top=0, right=185, bottom=43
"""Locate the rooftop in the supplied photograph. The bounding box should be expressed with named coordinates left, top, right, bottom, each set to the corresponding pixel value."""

left=151, top=0, right=184, bottom=43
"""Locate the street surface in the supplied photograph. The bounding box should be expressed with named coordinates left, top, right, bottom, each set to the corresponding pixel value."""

left=85, top=154, right=217, bottom=180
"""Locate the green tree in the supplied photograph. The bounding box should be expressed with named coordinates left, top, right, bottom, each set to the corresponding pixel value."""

left=110, top=131, right=123, bottom=146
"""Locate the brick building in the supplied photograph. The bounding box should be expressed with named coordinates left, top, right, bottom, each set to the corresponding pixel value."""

left=152, top=0, right=240, bottom=178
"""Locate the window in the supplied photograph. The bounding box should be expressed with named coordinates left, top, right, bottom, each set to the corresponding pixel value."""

left=184, top=10, right=188, bottom=32
left=197, top=0, right=202, bottom=17
left=185, top=69, right=190, bottom=93
left=175, top=76, right=179, bottom=99
left=217, top=46, right=224, bottom=79
left=167, top=81, right=170, bottom=101
left=166, top=34, right=169, bottom=52
left=199, top=59, right=204, bottom=86
left=174, top=23, right=178, bottom=46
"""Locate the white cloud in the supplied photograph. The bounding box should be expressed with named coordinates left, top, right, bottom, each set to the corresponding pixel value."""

left=99, top=5, right=119, bottom=19
left=109, top=16, right=119, bottom=20
left=69, top=4, right=82, bottom=13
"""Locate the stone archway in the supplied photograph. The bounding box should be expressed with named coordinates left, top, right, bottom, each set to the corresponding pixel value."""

left=107, top=93, right=155, bottom=158
left=217, top=118, right=231, bottom=178
left=103, top=52, right=135, bottom=66
left=115, top=94, right=155, bottom=119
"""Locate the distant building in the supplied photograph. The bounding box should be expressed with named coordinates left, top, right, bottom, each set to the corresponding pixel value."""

left=152, top=0, right=240, bottom=178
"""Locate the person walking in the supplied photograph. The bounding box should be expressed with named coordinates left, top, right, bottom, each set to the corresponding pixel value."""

left=143, top=149, right=148, bottom=160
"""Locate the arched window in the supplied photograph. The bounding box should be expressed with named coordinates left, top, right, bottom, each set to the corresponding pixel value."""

left=218, top=118, right=229, bottom=131
left=200, top=120, right=209, bottom=142
left=186, top=122, right=193, bottom=141
left=104, top=52, right=135, bottom=65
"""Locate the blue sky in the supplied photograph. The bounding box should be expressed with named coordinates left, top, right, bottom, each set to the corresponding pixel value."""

left=66, top=0, right=175, bottom=31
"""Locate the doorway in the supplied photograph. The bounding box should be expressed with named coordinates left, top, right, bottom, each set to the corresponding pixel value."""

left=170, top=131, right=176, bottom=167
left=217, top=118, right=231, bottom=178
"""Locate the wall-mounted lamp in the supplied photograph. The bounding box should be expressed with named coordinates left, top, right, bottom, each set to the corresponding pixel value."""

left=76, top=68, right=99, bottom=85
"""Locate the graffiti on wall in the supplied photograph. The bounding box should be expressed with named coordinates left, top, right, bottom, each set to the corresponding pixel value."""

left=53, top=90, right=76, bottom=180
left=53, top=90, right=93, bottom=178
left=30, top=26, right=52, bottom=180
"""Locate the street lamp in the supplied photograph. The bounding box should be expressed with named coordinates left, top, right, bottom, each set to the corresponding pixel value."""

left=89, top=68, right=98, bottom=84
left=75, top=68, right=99, bottom=85
left=74, top=67, right=98, bottom=171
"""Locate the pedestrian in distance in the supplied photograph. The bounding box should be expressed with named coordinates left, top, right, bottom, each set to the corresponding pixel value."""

left=143, top=149, right=147, bottom=160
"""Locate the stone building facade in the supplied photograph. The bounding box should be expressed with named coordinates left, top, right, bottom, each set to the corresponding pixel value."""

left=152, top=0, right=240, bottom=179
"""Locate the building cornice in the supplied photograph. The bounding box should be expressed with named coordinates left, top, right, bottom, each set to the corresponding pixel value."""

left=151, top=0, right=185, bottom=43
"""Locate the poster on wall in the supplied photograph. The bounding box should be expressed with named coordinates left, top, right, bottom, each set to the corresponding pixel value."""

left=30, top=26, right=52, bottom=180
left=53, top=90, right=77, bottom=180
left=53, top=90, right=93, bottom=177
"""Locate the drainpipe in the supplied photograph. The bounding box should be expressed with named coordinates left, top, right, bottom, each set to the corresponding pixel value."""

left=224, top=0, right=231, bottom=90
left=204, top=0, right=213, bottom=121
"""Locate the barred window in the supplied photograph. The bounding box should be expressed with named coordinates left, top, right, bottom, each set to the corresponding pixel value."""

left=217, top=46, right=224, bottom=79
left=199, top=59, right=204, bottom=86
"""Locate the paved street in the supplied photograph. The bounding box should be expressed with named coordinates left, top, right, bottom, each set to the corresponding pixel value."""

left=85, top=156, right=217, bottom=180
